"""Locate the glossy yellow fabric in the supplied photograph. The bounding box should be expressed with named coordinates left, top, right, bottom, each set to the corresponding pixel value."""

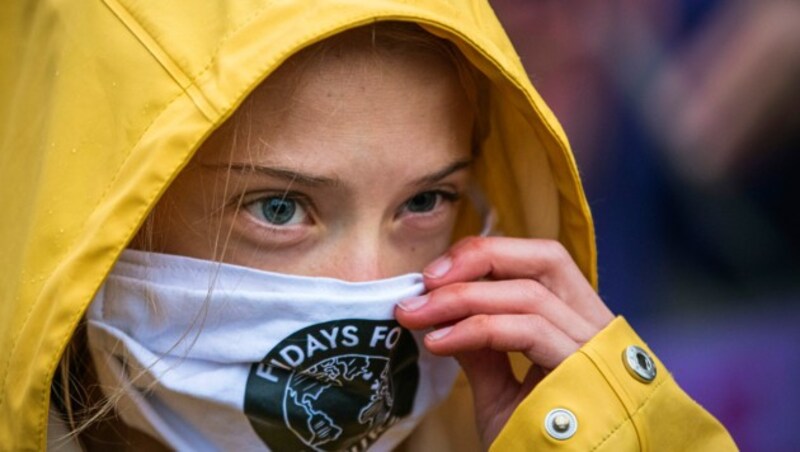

left=0, top=0, right=734, bottom=450
left=489, top=318, right=737, bottom=451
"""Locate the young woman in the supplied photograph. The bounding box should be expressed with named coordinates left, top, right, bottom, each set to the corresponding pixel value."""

left=0, top=1, right=735, bottom=450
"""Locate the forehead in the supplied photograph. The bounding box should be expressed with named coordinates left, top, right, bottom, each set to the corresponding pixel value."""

left=195, top=30, right=475, bottom=176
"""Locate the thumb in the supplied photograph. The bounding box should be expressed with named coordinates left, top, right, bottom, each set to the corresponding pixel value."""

left=455, top=350, right=520, bottom=443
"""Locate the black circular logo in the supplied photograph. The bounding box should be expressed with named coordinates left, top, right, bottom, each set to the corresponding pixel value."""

left=244, top=319, right=419, bottom=451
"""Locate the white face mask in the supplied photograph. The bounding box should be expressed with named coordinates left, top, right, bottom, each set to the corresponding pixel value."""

left=86, top=249, right=460, bottom=452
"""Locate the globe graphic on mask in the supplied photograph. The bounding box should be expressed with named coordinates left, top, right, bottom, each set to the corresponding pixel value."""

left=244, top=320, right=420, bottom=452
left=283, top=355, right=394, bottom=450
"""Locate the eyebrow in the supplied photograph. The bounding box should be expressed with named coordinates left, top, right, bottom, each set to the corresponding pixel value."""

left=202, top=158, right=472, bottom=188
left=412, top=159, right=473, bottom=186
left=203, top=163, right=340, bottom=187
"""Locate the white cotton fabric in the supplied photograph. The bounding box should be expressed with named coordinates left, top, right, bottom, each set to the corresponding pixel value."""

left=86, top=249, right=460, bottom=452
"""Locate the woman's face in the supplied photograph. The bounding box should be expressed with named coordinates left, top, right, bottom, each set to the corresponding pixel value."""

left=142, top=44, right=474, bottom=280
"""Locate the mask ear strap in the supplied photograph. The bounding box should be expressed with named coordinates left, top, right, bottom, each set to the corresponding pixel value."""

left=467, top=182, right=497, bottom=237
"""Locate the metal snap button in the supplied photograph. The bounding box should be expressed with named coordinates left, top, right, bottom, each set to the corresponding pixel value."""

left=623, top=345, right=657, bottom=383
left=544, top=408, right=577, bottom=440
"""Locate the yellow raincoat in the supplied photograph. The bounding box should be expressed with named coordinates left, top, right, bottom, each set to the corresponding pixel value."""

left=0, top=0, right=736, bottom=450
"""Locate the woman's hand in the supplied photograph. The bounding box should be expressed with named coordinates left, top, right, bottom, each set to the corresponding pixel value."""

left=395, top=236, right=614, bottom=446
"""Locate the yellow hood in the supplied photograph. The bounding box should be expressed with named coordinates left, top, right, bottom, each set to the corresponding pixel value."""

left=0, top=0, right=595, bottom=447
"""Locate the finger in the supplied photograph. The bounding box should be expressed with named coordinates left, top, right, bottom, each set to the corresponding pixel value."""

left=422, top=237, right=613, bottom=328
left=396, top=279, right=596, bottom=343
left=423, top=314, right=579, bottom=369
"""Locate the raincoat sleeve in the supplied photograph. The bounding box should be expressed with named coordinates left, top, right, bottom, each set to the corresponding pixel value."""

left=489, top=317, right=738, bottom=451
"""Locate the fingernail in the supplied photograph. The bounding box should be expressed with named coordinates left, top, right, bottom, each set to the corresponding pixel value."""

left=426, top=326, right=453, bottom=341
left=423, top=256, right=452, bottom=279
left=397, top=295, right=429, bottom=312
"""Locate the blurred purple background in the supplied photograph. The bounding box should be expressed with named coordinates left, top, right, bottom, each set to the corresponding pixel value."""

left=491, top=0, right=800, bottom=450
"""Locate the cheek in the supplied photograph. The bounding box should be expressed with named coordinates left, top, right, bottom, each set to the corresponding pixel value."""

left=213, top=237, right=321, bottom=274
left=394, top=218, right=458, bottom=270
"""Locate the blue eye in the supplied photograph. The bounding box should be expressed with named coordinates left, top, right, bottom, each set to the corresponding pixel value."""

left=253, top=196, right=306, bottom=226
left=262, top=198, right=295, bottom=224
left=406, top=192, right=440, bottom=213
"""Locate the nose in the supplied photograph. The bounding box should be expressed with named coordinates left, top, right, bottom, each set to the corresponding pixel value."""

left=328, top=244, right=387, bottom=282
left=325, top=229, right=391, bottom=282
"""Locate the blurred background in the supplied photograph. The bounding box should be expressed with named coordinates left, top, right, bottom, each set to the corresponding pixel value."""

left=491, top=0, right=800, bottom=450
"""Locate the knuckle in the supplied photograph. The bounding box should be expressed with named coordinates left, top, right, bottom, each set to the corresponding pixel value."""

left=461, top=236, right=489, bottom=256
left=479, top=316, right=502, bottom=348
left=447, top=282, right=473, bottom=301
left=542, top=240, right=571, bottom=267
left=432, top=283, right=472, bottom=313
left=471, top=313, right=492, bottom=332
left=520, top=279, right=547, bottom=303
left=525, top=313, right=547, bottom=332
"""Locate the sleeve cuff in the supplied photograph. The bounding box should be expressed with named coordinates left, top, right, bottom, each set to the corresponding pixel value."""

left=489, top=316, right=670, bottom=451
